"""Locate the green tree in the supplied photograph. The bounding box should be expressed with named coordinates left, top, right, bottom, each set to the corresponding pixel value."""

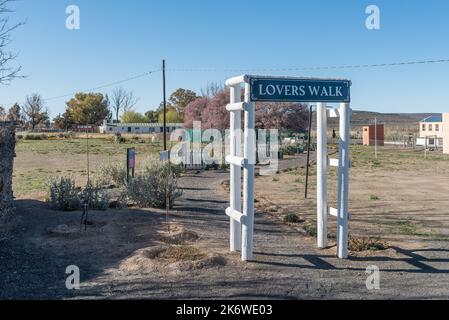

left=65, top=92, right=110, bottom=125
left=121, top=111, right=148, bottom=123
left=144, top=110, right=159, bottom=123
left=158, top=108, right=182, bottom=123
left=168, top=88, right=198, bottom=118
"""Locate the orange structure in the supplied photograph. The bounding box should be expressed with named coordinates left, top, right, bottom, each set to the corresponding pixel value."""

left=363, top=124, right=384, bottom=146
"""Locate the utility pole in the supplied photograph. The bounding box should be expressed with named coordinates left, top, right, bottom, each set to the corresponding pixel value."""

left=162, top=59, right=167, bottom=151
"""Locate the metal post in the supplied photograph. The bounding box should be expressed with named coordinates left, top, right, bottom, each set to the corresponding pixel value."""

left=242, top=82, right=255, bottom=261
left=374, top=117, right=378, bottom=159
left=162, top=59, right=167, bottom=151
left=317, top=102, right=328, bottom=249
left=229, top=85, right=242, bottom=252
left=337, top=103, right=351, bottom=259
left=305, top=105, right=313, bottom=199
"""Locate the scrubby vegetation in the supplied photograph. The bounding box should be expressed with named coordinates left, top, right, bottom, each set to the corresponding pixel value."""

left=96, top=162, right=127, bottom=188
left=47, top=176, right=80, bottom=211
left=284, top=213, right=301, bottom=223
left=279, top=143, right=305, bottom=156
left=124, top=157, right=182, bottom=209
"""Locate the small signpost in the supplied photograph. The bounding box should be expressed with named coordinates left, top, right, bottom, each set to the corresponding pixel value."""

left=225, top=75, right=352, bottom=261
left=160, top=150, right=169, bottom=162
left=127, top=148, right=135, bottom=182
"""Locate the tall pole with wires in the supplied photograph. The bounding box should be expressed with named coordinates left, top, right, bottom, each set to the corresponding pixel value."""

left=305, top=105, right=313, bottom=199
left=163, top=60, right=167, bottom=151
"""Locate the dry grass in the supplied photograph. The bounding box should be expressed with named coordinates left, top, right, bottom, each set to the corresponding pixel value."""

left=158, top=245, right=206, bottom=262
left=349, top=236, right=389, bottom=252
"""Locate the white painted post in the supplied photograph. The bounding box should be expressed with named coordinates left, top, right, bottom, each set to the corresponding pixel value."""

left=229, top=85, right=242, bottom=252
left=337, top=103, right=351, bottom=259
left=242, top=82, right=255, bottom=261
left=317, top=102, right=328, bottom=249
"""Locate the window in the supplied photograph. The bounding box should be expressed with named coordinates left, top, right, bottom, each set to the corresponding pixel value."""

left=436, top=124, right=440, bottom=132
left=422, top=124, right=426, bottom=131
left=428, top=124, right=433, bottom=131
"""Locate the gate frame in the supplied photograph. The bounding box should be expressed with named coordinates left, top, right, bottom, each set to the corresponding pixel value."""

left=225, top=75, right=351, bottom=261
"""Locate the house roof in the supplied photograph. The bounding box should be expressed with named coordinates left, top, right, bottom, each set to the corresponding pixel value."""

left=421, top=115, right=442, bottom=123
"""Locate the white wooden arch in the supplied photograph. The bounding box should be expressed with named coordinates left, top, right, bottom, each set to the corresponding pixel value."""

left=224, top=75, right=351, bottom=261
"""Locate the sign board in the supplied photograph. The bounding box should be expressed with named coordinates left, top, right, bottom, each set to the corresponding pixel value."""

left=160, top=150, right=170, bottom=162
left=250, top=77, right=351, bottom=103
left=127, top=148, right=136, bottom=168
left=126, top=148, right=136, bottom=182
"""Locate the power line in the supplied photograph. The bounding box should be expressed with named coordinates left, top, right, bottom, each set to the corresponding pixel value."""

left=1, top=68, right=161, bottom=105
left=44, top=68, right=161, bottom=102
left=3, top=57, right=449, bottom=106
left=167, top=58, right=449, bottom=73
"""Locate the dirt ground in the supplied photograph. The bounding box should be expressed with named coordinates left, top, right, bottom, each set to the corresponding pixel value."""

left=2, top=145, right=449, bottom=299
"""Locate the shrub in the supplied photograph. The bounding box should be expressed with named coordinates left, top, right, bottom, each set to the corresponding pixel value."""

left=23, top=134, right=48, bottom=141
left=114, top=133, right=126, bottom=144
left=47, top=176, right=79, bottom=211
left=349, top=236, right=388, bottom=252
left=279, top=143, right=304, bottom=156
left=96, top=162, right=127, bottom=187
left=125, top=158, right=182, bottom=209
left=80, top=181, right=110, bottom=211
left=303, top=224, right=317, bottom=237
left=58, top=132, right=75, bottom=139
left=284, top=213, right=301, bottom=223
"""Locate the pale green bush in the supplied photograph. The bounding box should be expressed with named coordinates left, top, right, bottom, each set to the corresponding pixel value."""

left=125, top=157, right=182, bottom=209
left=47, top=176, right=79, bottom=211
left=96, top=162, right=127, bottom=187
left=80, top=181, right=110, bottom=211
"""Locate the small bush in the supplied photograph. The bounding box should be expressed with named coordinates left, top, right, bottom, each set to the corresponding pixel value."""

left=349, top=236, right=388, bottom=252
left=80, top=181, right=110, bottom=211
left=279, top=143, right=304, bottom=156
left=124, top=158, right=182, bottom=209
left=96, top=162, right=127, bottom=187
left=114, top=133, right=126, bottom=144
left=47, top=176, right=80, bottom=211
left=284, top=213, right=301, bottom=223
left=23, top=134, right=48, bottom=140
left=303, top=224, right=317, bottom=237
left=58, top=132, right=75, bottom=139
left=370, top=195, right=380, bottom=201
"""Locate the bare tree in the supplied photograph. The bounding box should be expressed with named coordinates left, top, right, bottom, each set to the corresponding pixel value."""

left=201, top=82, right=223, bottom=98
left=0, top=0, right=25, bottom=85
left=111, top=87, right=140, bottom=122
left=22, top=94, right=48, bottom=130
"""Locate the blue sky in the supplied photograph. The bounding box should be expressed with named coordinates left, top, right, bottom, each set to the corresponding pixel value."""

left=1, top=0, right=448, bottom=118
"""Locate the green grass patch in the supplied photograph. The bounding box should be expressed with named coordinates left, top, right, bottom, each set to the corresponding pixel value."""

left=384, top=220, right=431, bottom=237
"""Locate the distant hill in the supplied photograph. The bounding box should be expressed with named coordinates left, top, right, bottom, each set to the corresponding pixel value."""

left=328, top=111, right=440, bottom=128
